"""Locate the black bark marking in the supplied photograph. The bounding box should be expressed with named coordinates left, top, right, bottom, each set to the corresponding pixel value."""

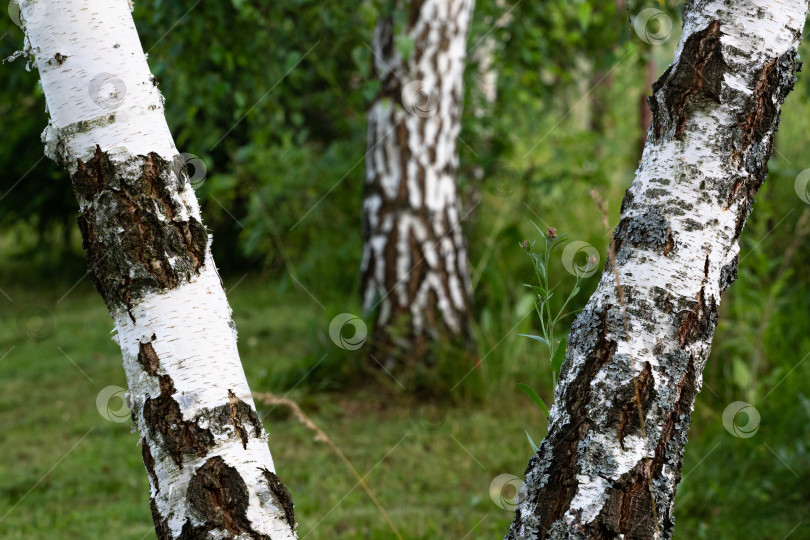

left=138, top=347, right=264, bottom=469
left=137, top=338, right=160, bottom=376
left=260, top=467, right=296, bottom=530
left=719, top=254, right=739, bottom=292
left=649, top=20, right=726, bottom=141
left=662, top=229, right=675, bottom=256
left=726, top=50, right=800, bottom=243
left=182, top=456, right=272, bottom=539
left=141, top=438, right=160, bottom=493
left=227, top=389, right=263, bottom=450
left=676, top=288, right=716, bottom=349
left=731, top=51, right=798, bottom=175
left=614, top=362, right=656, bottom=450
left=142, top=374, right=215, bottom=468
left=73, top=147, right=208, bottom=313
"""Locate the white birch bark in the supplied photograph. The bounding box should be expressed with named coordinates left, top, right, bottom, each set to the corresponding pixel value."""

left=361, top=0, right=476, bottom=367
left=13, top=1, right=296, bottom=538
left=507, top=0, right=808, bottom=538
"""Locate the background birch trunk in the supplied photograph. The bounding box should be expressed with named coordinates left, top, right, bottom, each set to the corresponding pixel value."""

left=506, top=0, right=809, bottom=538
left=361, top=0, right=476, bottom=370
left=15, top=1, right=297, bottom=538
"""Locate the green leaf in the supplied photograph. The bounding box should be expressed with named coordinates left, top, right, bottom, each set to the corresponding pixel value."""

left=732, top=359, right=751, bottom=389
left=517, top=334, right=549, bottom=346
left=524, top=429, right=540, bottom=452
left=551, top=337, right=567, bottom=374
left=577, top=3, right=592, bottom=30
left=394, top=35, right=415, bottom=61
left=535, top=259, right=546, bottom=275
left=517, top=383, right=550, bottom=417
left=523, top=284, right=546, bottom=297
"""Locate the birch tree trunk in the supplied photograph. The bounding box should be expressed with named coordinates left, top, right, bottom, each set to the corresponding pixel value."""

left=14, top=1, right=296, bottom=538
left=507, top=1, right=808, bottom=538
left=361, top=0, right=476, bottom=369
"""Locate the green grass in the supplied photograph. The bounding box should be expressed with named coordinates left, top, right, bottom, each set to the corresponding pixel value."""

left=0, top=274, right=538, bottom=539
left=1, top=268, right=808, bottom=539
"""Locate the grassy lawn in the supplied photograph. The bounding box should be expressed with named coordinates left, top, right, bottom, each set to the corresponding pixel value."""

left=1, top=270, right=808, bottom=539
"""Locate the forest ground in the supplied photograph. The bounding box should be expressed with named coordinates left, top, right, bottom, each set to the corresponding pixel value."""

left=1, top=269, right=808, bottom=540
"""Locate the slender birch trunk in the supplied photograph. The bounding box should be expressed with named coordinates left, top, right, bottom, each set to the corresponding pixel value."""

left=507, top=1, right=808, bottom=538
left=361, top=0, right=476, bottom=369
left=14, top=1, right=296, bottom=538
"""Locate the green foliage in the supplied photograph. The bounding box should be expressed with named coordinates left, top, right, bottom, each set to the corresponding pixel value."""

left=516, top=226, right=593, bottom=449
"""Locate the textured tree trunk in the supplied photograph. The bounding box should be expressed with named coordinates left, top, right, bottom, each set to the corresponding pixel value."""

left=507, top=1, right=808, bottom=538
left=361, top=0, right=476, bottom=369
left=15, top=1, right=296, bottom=538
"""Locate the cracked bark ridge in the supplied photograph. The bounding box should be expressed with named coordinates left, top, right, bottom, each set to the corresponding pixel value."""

left=73, top=147, right=207, bottom=315
left=261, top=468, right=296, bottom=530
left=649, top=20, right=727, bottom=142
left=361, top=0, right=476, bottom=370
left=507, top=1, right=807, bottom=538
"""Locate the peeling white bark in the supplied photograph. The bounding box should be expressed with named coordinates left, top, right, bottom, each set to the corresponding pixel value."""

left=507, top=1, right=808, bottom=538
left=361, top=0, right=476, bottom=365
left=15, top=1, right=296, bottom=538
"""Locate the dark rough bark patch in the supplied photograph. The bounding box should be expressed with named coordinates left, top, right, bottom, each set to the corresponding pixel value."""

left=227, top=389, right=263, bottom=450
left=183, top=456, right=271, bottom=539
left=141, top=438, right=160, bottom=493
left=731, top=51, right=798, bottom=175
left=142, top=374, right=215, bottom=468
left=372, top=16, right=403, bottom=100
left=72, top=147, right=208, bottom=313
left=649, top=20, right=726, bottom=141
left=719, top=255, right=739, bottom=293
left=527, top=305, right=619, bottom=536
left=260, top=467, right=296, bottom=530
left=590, top=459, right=653, bottom=540
left=676, top=286, right=717, bottom=349
left=614, top=361, right=656, bottom=450
left=726, top=49, right=800, bottom=241
left=407, top=0, right=426, bottom=27
left=613, top=207, right=672, bottom=263
left=137, top=338, right=160, bottom=376
left=592, top=354, right=697, bottom=538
